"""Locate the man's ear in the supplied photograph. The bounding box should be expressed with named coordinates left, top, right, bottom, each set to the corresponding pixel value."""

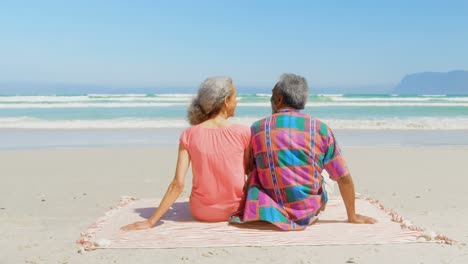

left=276, top=94, right=283, bottom=106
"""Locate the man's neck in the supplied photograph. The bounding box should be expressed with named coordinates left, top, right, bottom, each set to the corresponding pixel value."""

left=275, top=106, right=297, bottom=113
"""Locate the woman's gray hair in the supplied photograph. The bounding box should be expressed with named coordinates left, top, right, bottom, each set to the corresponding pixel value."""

left=276, top=73, right=309, bottom=109
left=187, top=76, right=233, bottom=125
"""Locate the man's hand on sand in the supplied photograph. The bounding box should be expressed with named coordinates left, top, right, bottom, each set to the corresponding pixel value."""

left=348, top=214, right=377, bottom=224
left=121, top=220, right=153, bottom=231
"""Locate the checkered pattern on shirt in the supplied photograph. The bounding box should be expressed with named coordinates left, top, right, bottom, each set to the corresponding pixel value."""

left=229, top=109, right=349, bottom=230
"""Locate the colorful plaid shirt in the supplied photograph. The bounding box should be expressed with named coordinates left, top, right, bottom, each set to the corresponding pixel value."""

left=229, top=109, right=349, bottom=230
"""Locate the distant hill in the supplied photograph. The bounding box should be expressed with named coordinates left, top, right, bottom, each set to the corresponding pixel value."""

left=393, top=70, right=468, bottom=95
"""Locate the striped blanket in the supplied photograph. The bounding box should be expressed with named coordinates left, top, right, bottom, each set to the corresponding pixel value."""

left=77, top=196, right=454, bottom=251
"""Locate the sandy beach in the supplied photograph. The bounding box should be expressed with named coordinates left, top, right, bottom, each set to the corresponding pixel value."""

left=2, top=0, right=468, bottom=263
left=1, top=146, right=467, bottom=263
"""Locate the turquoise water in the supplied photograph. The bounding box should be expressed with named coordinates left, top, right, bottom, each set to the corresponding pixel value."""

left=0, top=93, right=467, bottom=130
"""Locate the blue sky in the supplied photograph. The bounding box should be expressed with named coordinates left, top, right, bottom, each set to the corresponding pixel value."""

left=0, top=0, right=467, bottom=89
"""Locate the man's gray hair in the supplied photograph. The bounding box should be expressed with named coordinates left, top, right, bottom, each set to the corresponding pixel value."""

left=276, top=73, right=309, bottom=109
left=187, top=76, right=233, bottom=125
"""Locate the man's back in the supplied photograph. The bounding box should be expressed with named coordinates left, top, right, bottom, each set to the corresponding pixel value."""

left=230, top=109, right=349, bottom=230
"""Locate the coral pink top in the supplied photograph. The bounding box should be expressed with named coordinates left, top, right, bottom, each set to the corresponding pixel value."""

left=180, top=123, right=251, bottom=222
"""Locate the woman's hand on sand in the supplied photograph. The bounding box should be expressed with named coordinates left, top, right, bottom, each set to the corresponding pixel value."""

left=120, top=220, right=153, bottom=231
left=348, top=214, right=377, bottom=224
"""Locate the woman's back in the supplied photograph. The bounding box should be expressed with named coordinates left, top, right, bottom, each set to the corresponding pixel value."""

left=180, top=123, right=250, bottom=221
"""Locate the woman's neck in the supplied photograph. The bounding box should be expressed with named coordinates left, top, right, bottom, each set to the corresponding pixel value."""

left=200, top=112, right=231, bottom=128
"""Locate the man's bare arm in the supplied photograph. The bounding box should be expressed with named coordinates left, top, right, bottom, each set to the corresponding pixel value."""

left=337, top=174, right=377, bottom=224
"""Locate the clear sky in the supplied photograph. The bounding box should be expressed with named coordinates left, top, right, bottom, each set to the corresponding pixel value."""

left=0, top=0, right=467, bottom=89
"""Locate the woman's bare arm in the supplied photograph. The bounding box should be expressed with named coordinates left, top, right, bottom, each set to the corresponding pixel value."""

left=121, top=143, right=191, bottom=231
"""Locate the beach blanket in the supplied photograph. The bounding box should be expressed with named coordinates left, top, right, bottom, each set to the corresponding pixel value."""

left=77, top=196, right=454, bottom=251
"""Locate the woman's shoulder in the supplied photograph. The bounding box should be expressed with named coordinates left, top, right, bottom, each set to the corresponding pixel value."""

left=228, top=123, right=251, bottom=133
left=229, top=124, right=251, bottom=146
left=184, top=123, right=250, bottom=136
left=181, top=125, right=195, bottom=135
left=229, top=123, right=248, bottom=129
left=180, top=125, right=202, bottom=143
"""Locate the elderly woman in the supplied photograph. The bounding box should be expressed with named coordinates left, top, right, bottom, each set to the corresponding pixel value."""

left=229, top=73, right=376, bottom=230
left=122, top=77, right=250, bottom=231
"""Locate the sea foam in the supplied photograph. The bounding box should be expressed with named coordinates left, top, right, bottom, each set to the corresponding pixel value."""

left=1, top=117, right=467, bottom=130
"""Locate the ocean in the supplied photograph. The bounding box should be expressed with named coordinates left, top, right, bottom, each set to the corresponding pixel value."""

left=1, top=93, right=467, bottom=150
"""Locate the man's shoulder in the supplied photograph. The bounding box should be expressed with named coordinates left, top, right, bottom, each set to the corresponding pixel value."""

left=249, top=114, right=334, bottom=133
left=251, top=118, right=265, bottom=126
left=250, top=117, right=267, bottom=135
left=313, top=119, right=336, bottom=138
left=292, top=114, right=335, bottom=136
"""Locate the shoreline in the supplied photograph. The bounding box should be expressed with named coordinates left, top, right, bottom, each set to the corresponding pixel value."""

left=1, top=128, right=468, bottom=151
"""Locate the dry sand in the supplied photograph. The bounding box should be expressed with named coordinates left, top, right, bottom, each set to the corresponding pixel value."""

left=1, top=146, right=467, bottom=263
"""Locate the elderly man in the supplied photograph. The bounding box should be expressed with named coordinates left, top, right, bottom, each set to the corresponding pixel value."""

left=230, top=73, right=376, bottom=230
